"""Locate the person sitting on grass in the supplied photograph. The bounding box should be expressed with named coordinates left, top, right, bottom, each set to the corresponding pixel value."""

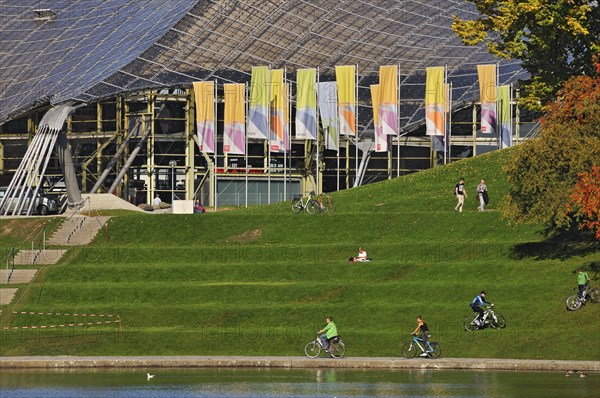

left=194, top=199, right=205, bottom=214
left=411, top=315, right=430, bottom=357
left=349, top=247, right=370, bottom=263
left=318, top=316, right=338, bottom=352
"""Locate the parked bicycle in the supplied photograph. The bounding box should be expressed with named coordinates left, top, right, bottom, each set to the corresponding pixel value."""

left=463, top=304, right=506, bottom=331
left=401, top=334, right=441, bottom=359
left=566, top=285, right=600, bottom=311
left=317, top=193, right=336, bottom=213
left=304, top=333, right=346, bottom=358
left=291, top=192, right=320, bottom=214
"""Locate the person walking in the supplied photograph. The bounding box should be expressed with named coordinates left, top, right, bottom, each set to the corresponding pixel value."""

left=476, top=179, right=488, bottom=212
left=454, top=178, right=467, bottom=212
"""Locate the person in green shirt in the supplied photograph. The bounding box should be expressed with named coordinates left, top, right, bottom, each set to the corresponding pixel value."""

left=318, top=316, right=338, bottom=351
left=577, top=268, right=590, bottom=299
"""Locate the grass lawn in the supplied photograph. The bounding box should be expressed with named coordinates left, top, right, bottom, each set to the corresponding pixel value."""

left=1, top=150, right=599, bottom=360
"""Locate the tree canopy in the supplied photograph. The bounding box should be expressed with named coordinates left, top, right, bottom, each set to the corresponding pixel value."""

left=452, top=0, right=599, bottom=109
left=501, top=73, right=600, bottom=233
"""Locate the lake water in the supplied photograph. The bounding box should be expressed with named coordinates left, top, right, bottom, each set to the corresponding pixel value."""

left=0, top=368, right=598, bottom=398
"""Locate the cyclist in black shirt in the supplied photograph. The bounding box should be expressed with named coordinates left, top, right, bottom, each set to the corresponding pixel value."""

left=411, top=315, right=430, bottom=357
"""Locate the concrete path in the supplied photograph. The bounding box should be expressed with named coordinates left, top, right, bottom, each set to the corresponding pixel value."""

left=0, top=356, right=598, bottom=372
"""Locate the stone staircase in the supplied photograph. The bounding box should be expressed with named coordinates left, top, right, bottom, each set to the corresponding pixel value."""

left=48, top=216, right=110, bottom=246
left=0, top=215, right=110, bottom=306
left=13, top=249, right=67, bottom=265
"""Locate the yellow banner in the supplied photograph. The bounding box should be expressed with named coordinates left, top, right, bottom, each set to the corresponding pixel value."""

left=425, top=67, right=444, bottom=136
left=336, top=65, right=356, bottom=136
left=379, top=65, right=397, bottom=106
left=192, top=81, right=215, bottom=152
left=224, top=83, right=244, bottom=125
left=477, top=64, right=496, bottom=103
left=425, top=67, right=444, bottom=105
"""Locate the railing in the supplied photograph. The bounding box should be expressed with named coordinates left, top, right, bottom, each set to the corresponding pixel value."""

left=63, top=197, right=90, bottom=244
left=30, top=227, right=46, bottom=264
left=4, top=248, right=16, bottom=284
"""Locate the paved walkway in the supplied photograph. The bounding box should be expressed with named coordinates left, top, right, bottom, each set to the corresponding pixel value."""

left=1, top=356, right=598, bottom=372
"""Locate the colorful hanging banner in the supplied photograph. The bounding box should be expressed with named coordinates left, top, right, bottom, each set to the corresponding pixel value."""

left=317, top=81, right=339, bottom=152
left=478, top=64, right=497, bottom=135
left=425, top=66, right=445, bottom=137
left=192, top=81, right=215, bottom=153
left=370, top=84, right=387, bottom=153
left=295, top=68, right=317, bottom=140
left=498, top=84, right=511, bottom=148
left=283, top=82, right=290, bottom=152
left=223, top=83, right=245, bottom=155
left=379, top=65, right=398, bottom=136
left=335, top=65, right=356, bottom=136
left=247, top=66, right=270, bottom=140
left=269, top=69, right=285, bottom=152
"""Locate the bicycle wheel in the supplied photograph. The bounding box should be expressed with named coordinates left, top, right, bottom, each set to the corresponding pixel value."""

left=463, top=314, right=479, bottom=331
left=306, top=200, right=320, bottom=214
left=329, top=341, right=346, bottom=358
left=566, top=295, right=582, bottom=311
left=428, top=342, right=442, bottom=359
left=304, top=341, right=321, bottom=358
left=490, top=313, right=506, bottom=329
left=327, top=201, right=336, bottom=213
left=291, top=200, right=303, bottom=214
left=589, top=289, right=600, bottom=303
left=401, top=342, right=418, bottom=358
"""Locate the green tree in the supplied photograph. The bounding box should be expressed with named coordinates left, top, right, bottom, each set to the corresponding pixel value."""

left=501, top=74, right=600, bottom=231
left=452, top=0, right=599, bottom=109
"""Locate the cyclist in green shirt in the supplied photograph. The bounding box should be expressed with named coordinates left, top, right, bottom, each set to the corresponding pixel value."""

left=577, top=268, right=590, bottom=299
left=318, top=316, right=338, bottom=351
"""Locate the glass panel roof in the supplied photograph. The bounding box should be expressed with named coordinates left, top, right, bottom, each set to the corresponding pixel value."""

left=0, top=0, right=527, bottom=133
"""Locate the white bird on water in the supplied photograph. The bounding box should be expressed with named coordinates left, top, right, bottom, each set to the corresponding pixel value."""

left=147, top=373, right=155, bottom=380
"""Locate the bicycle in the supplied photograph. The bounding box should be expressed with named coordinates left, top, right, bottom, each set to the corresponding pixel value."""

left=317, top=193, right=336, bottom=213
left=566, top=285, right=600, bottom=311
left=304, top=333, right=346, bottom=358
left=463, top=304, right=506, bottom=331
left=401, top=334, right=441, bottom=359
left=291, top=192, right=320, bottom=214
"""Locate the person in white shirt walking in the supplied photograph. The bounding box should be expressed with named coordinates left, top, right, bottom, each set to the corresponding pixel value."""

left=476, top=179, right=488, bottom=212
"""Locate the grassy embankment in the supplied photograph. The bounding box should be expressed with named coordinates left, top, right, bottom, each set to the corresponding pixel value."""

left=1, top=149, right=599, bottom=360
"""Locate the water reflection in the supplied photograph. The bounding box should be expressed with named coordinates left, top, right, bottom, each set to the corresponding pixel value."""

left=0, top=367, right=597, bottom=398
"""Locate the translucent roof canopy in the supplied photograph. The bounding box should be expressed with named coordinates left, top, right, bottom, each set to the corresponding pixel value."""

left=0, top=0, right=527, bottom=131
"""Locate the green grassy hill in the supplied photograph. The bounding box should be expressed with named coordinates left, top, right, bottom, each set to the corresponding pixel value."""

left=1, top=149, right=599, bottom=360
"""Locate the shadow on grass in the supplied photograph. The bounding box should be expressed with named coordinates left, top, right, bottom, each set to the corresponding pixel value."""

left=510, top=229, right=600, bottom=263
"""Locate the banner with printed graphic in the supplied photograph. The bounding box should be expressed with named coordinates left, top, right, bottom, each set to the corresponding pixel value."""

left=193, top=81, right=215, bottom=153
left=295, top=68, right=317, bottom=140
left=247, top=66, right=270, bottom=140
left=335, top=65, right=356, bottom=136
left=379, top=65, right=398, bottom=136
left=317, top=81, right=339, bottom=152
left=478, top=64, right=496, bottom=135
left=269, top=69, right=285, bottom=152
left=425, top=66, right=445, bottom=137
left=370, top=84, right=387, bottom=152
left=497, top=84, right=511, bottom=148
left=223, top=83, right=245, bottom=155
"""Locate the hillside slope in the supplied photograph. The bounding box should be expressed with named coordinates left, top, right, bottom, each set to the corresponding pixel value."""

left=1, top=149, right=599, bottom=360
